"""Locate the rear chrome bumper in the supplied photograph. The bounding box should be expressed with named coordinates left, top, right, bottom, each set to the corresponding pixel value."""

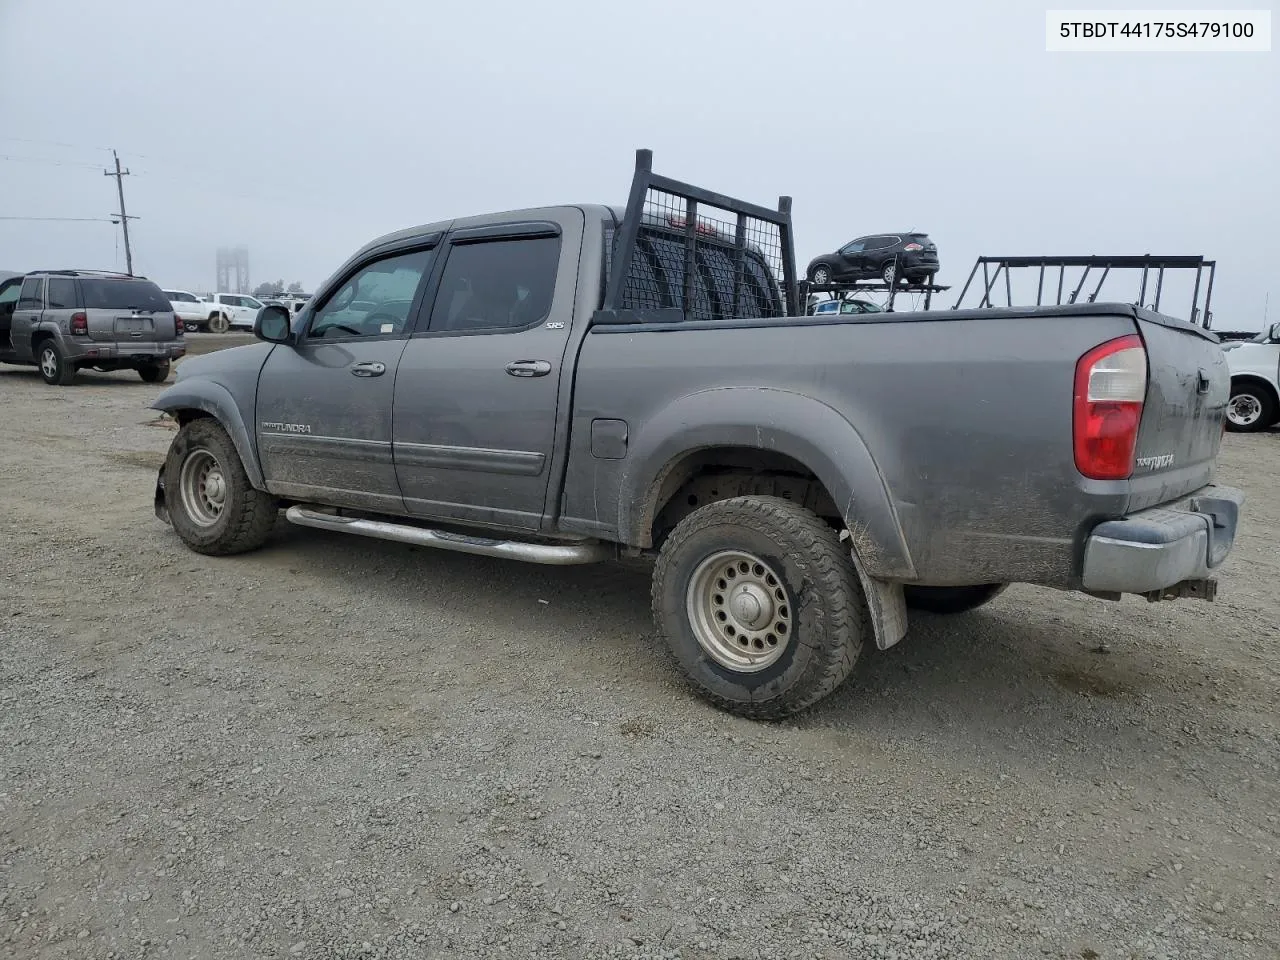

left=1081, top=484, right=1244, bottom=598
left=68, top=341, right=186, bottom=362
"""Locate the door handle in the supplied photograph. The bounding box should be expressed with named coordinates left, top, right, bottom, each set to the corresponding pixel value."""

left=350, top=361, right=386, bottom=377
left=505, top=360, right=552, bottom=378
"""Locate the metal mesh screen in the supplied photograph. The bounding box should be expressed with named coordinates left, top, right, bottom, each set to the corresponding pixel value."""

left=616, top=187, right=785, bottom=321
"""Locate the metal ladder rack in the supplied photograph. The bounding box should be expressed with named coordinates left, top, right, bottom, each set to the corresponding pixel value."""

left=952, top=255, right=1217, bottom=328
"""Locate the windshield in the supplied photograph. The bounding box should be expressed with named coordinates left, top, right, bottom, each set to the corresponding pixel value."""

left=80, top=278, right=173, bottom=312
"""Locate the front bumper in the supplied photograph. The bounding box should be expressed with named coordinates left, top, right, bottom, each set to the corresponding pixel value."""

left=1081, top=484, right=1244, bottom=598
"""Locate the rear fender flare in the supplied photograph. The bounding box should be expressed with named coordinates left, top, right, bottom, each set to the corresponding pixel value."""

left=619, top=387, right=915, bottom=580
left=151, top=380, right=265, bottom=489
left=28, top=323, right=63, bottom=360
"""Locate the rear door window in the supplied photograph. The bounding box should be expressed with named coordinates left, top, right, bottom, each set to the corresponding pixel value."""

left=79, top=279, right=173, bottom=311
left=428, top=236, right=560, bottom=333
left=18, top=277, right=44, bottom=310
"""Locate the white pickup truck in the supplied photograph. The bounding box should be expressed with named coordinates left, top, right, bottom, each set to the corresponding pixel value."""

left=1223, top=321, right=1280, bottom=432
left=162, top=289, right=213, bottom=333
left=203, top=293, right=266, bottom=332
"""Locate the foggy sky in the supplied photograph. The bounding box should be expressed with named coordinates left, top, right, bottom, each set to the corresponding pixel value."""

left=1, top=0, right=1276, bottom=328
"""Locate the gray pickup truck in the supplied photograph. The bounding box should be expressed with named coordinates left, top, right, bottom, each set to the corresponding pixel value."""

left=150, top=150, right=1243, bottom=719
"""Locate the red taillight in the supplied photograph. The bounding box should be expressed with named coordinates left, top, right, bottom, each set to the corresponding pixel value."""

left=1073, top=334, right=1146, bottom=480
left=175, top=316, right=184, bottom=337
left=903, top=242, right=924, bottom=251
left=69, top=312, right=88, bottom=336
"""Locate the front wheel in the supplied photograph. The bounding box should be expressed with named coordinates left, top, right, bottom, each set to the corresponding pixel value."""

left=207, top=312, right=230, bottom=334
left=903, top=583, right=1008, bottom=614
left=1225, top=384, right=1276, bottom=432
left=651, top=495, right=868, bottom=719
left=138, top=361, right=171, bottom=383
left=809, top=264, right=832, bottom=285
left=37, top=340, right=76, bottom=385
left=162, top=419, right=278, bottom=555
left=881, top=262, right=897, bottom=285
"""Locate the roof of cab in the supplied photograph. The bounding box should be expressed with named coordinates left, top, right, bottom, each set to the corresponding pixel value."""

left=352, top=203, right=623, bottom=260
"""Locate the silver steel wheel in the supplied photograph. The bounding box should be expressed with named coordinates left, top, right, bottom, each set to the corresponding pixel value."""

left=811, top=266, right=830, bottom=285
left=686, top=550, right=792, bottom=673
left=209, top=313, right=230, bottom=334
left=179, top=448, right=227, bottom=528
left=39, top=346, right=59, bottom=379
left=1227, top=393, right=1262, bottom=427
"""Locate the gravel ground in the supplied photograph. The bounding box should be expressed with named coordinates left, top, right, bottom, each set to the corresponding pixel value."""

left=1, top=360, right=1277, bottom=960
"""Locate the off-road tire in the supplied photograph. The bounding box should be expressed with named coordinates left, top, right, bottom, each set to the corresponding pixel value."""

left=651, top=495, right=868, bottom=720
left=37, top=339, right=76, bottom=385
left=163, top=418, right=277, bottom=555
left=138, top=361, right=171, bottom=383
left=903, top=583, right=1008, bottom=614
left=208, top=312, right=230, bottom=334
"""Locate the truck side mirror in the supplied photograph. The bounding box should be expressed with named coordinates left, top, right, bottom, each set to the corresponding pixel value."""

left=255, top=304, right=293, bottom=344
left=1271, top=321, right=1280, bottom=342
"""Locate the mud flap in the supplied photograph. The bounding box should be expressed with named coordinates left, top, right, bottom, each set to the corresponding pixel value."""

left=154, top=466, right=170, bottom=525
left=841, top=530, right=908, bottom=651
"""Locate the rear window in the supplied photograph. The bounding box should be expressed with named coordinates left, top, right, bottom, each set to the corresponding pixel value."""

left=80, top=279, right=173, bottom=312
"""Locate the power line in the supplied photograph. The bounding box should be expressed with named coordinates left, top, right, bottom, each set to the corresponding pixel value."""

left=0, top=153, right=104, bottom=170
left=0, top=135, right=113, bottom=153
left=0, top=216, right=118, bottom=222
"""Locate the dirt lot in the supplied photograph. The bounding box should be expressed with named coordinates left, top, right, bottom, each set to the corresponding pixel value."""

left=1, top=357, right=1277, bottom=960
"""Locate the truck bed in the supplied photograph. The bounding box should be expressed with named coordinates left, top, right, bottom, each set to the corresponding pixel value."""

left=560, top=302, right=1228, bottom=589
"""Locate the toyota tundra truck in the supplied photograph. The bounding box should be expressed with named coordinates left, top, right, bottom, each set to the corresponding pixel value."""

left=147, top=149, right=1243, bottom=719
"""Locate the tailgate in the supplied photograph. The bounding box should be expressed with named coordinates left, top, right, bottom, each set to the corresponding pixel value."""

left=90, top=311, right=177, bottom=343
left=1129, top=314, right=1229, bottom=510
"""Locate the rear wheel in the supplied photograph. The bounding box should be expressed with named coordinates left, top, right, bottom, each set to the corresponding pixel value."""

left=903, top=583, right=1008, bottom=614
left=163, top=419, right=278, bottom=555
left=651, top=495, right=867, bottom=719
left=138, top=361, right=171, bottom=383
left=1225, top=383, right=1276, bottom=432
left=208, top=312, right=230, bottom=334
left=37, top=340, right=76, bottom=385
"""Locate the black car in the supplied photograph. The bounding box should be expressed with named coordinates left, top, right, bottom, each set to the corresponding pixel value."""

left=806, top=233, right=939, bottom=286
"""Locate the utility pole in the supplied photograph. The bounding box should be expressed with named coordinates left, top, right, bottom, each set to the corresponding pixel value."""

left=104, top=149, right=134, bottom=275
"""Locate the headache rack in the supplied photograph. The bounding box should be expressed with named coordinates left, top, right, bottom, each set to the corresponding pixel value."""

left=952, top=255, right=1218, bottom=328
left=597, top=149, right=801, bottom=323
